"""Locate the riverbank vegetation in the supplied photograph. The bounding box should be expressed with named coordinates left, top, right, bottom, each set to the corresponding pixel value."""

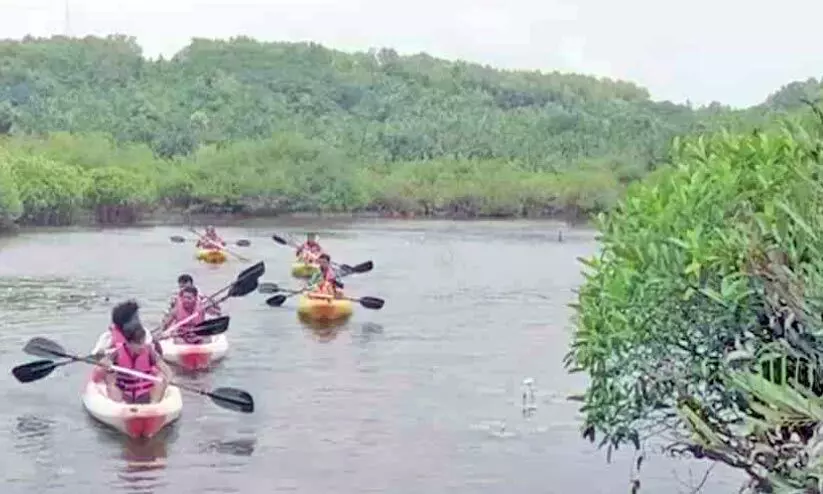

left=0, top=35, right=819, bottom=227
left=566, top=108, right=823, bottom=492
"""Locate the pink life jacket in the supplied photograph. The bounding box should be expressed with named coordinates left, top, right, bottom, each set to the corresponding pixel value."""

left=173, top=296, right=205, bottom=344
left=109, top=324, right=127, bottom=348
left=113, top=345, right=157, bottom=398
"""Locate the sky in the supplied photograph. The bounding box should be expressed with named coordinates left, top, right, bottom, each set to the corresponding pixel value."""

left=1, top=0, right=822, bottom=108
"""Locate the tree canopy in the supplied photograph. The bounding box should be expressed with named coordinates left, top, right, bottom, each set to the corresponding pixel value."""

left=0, top=35, right=819, bottom=226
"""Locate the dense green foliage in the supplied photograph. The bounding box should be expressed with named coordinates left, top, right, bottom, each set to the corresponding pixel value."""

left=0, top=35, right=818, bottom=226
left=566, top=113, right=823, bottom=492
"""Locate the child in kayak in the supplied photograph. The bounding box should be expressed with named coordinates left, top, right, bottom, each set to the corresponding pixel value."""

left=308, top=253, right=344, bottom=298
left=160, top=285, right=213, bottom=345
left=93, top=299, right=145, bottom=355
left=100, top=313, right=173, bottom=404
left=296, top=233, right=323, bottom=262
left=197, top=225, right=226, bottom=250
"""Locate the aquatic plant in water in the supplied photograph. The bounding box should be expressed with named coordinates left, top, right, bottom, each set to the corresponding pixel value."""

left=565, top=110, right=823, bottom=493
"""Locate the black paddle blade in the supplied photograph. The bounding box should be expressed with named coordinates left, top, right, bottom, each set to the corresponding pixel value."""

left=348, top=261, right=373, bottom=274
left=208, top=387, right=255, bottom=413
left=12, top=360, right=59, bottom=383
left=23, top=337, right=70, bottom=359
left=359, top=296, right=385, bottom=310
left=266, top=295, right=288, bottom=307
left=229, top=277, right=259, bottom=298
left=257, top=283, right=280, bottom=294
left=235, top=239, right=251, bottom=247
left=170, top=235, right=186, bottom=243
left=193, top=316, right=230, bottom=336
left=271, top=234, right=289, bottom=246
left=237, top=262, right=265, bottom=283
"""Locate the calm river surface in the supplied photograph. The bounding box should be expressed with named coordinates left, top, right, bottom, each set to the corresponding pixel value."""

left=0, top=219, right=741, bottom=493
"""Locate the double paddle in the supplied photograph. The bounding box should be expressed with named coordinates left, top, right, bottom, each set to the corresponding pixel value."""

left=271, top=234, right=369, bottom=275
left=171, top=227, right=251, bottom=262
left=260, top=283, right=385, bottom=311
left=152, top=261, right=266, bottom=339
left=9, top=262, right=266, bottom=413
left=12, top=337, right=253, bottom=413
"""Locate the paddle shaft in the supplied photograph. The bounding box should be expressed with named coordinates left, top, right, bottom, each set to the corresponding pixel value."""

left=276, top=234, right=352, bottom=271
left=155, top=292, right=230, bottom=338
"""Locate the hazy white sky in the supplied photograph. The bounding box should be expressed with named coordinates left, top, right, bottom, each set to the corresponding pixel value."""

left=1, top=0, right=821, bottom=107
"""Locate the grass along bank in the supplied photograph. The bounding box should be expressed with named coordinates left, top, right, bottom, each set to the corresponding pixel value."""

left=0, top=132, right=624, bottom=230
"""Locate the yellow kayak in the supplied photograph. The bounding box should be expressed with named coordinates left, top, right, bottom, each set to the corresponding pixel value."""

left=196, top=249, right=227, bottom=264
left=291, top=261, right=319, bottom=278
left=297, top=293, right=353, bottom=323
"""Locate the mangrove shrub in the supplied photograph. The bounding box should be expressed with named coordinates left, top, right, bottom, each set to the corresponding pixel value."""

left=565, top=117, right=823, bottom=493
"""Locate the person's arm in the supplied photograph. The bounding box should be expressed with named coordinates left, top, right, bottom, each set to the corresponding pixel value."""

left=307, top=271, right=321, bottom=287
left=159, top=311, right=176, bottom=333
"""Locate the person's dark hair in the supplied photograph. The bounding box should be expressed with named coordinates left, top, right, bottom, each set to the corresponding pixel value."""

left=121, top=319, right=146, bottom=344
left=181, top=285, right=198, bottom=296
left=177, top=274, right=194, bottom=284
left=319, top=253, right=331, bottom=262
left=111, top=299, right=139, bottom=328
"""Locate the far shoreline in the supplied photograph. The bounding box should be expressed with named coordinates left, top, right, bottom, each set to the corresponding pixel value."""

left=0, top=206, right=592, bottom=236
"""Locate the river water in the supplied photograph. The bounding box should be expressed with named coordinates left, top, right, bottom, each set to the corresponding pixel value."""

left=0, top=219, right=742, bottom=493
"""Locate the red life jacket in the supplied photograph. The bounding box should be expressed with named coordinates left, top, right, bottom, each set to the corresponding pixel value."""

left=173, top=296, right=205, bottom=344
left=113, top=345, right=156, bottom=398
left=109, top=324, right=127, bottom=348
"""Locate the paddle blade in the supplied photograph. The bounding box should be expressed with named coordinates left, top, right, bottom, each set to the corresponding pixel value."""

left=237, top=262, right=265, bottom=283
left=257, top=283, right=280, bottom=294
left=348, top=261, right=373, bottom=274
left=265, top=295, right=288, bottom=307
left=358, top=296, right=385, bottom=310
left=23, top=337, right=70, bottom=359
left=271, top=234, right=289, bottom=246
left=229, top=278, right=259, bottom=298
left=208, top=387, right=255, bottom=413
left=193, top=316, right=230, bottom=336
left=170, top=235, right=186, bottom=243
left=235, top=239, right=251, bottom=247
left=12, top=360, right=59, bottom=383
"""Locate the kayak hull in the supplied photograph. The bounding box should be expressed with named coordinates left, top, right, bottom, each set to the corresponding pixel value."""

left=197, top=249, right=227, bottom=264
left=291, top=261, right=319, bottom=278
left=297, top=294, right=353, bottom=323
left=158, top=334, right=229, bottom=371
left=81, top=369, right=182, bottom=439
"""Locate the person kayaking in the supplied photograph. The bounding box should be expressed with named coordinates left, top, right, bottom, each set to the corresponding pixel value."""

left=167, top=274, right=219, bottom=315
left=160, top=285, right=212, bottom=345
left=296, top=233, right=323, bottom=262
left=92, top=299, right=144, bottom=354
left=308, top=253, right=344, bottom=298
left=196, top=225, right=226, bottom=250
left=99, top=310, right=172, bottom=404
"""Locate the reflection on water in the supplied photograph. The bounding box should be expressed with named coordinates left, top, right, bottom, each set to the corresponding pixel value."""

left=113, top=437, right=170, bottom=494
left=198, top=437, right=256, bottom=457
left=14, top=414, right=55, bottom=455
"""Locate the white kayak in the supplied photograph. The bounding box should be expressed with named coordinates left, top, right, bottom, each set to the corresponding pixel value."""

left=81, top=366, right=182, bottom=439
left=158, top=334, right=229, bottom=371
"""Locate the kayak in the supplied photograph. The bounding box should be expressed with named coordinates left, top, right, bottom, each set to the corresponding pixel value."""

left=197, top=249, right=227, bottom=264
left=158, top=334, right=229, bottom=371
left=291, top=261, right=319, bottom=278
left=81, top=367, right=182, bottom=439
left=297, top=293, right=353, bottom=323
